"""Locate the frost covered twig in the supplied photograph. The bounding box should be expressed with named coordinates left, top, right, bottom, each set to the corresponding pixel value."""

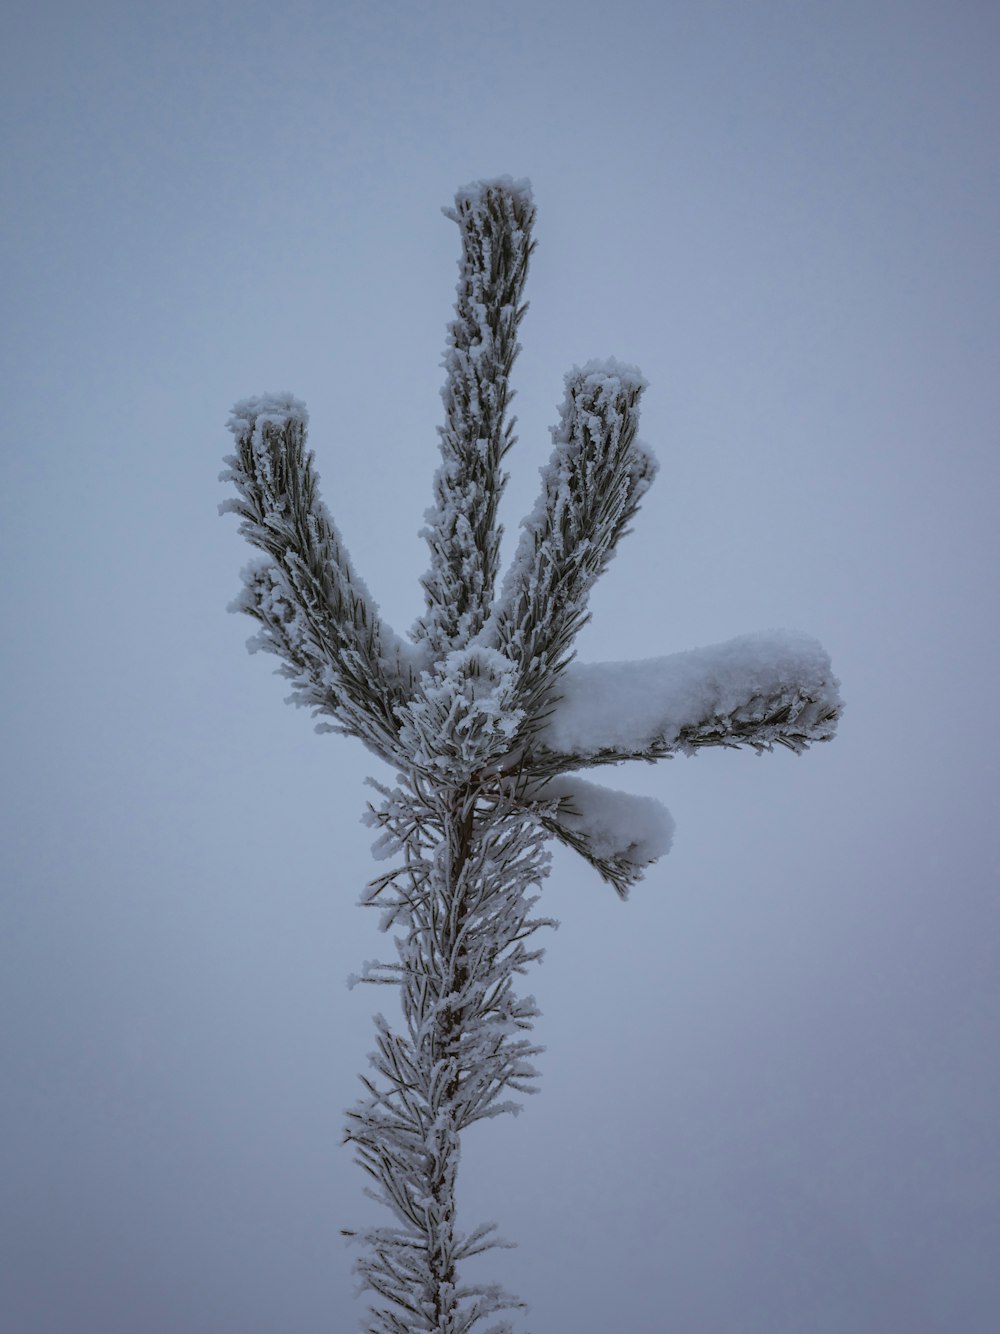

left=221, top=396, right=414, bottom=758
left=417, top=178, right=536, bottom=657
left=487, top=361, right=657, bottom=731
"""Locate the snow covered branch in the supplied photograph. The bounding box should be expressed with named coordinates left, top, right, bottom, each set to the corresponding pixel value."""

left=488, top=360, right=658, bottom=727
left=220, top=394, right=413, bottom=758
left=535, top=631, right=843, bottom=770
left=416, top=177, right=536, bottom=656
left=538, top=775, right=675, bottom=899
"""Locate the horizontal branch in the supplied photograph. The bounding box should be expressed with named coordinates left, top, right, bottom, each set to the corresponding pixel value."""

left=533, top=630, right=843, bottom=770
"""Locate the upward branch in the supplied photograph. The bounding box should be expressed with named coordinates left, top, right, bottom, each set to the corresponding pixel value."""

left=486, top=360, right=658, bottom=732
left=221, top=394, right=413, bottom=759
left=416, top=177, right=536, bottom=656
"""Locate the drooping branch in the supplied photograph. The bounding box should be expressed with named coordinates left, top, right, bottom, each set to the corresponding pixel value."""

left=416, top=178, right=537, bottom=656
left=486, top=360, right=657, bottom=732
left=221, top=394, right=415, bottom=758
left=535, top=775, right=675, bottom=899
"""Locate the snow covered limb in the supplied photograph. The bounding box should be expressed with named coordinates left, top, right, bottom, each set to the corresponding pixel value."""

left=220, top=394, right=413, bottom=758
left=537, top=775, right=675, bottom=899
left=488, top=360, right=658, bottom=726
left=416, top=178, right=536, bottom=656
left=536, top=631, right=843, bottom=770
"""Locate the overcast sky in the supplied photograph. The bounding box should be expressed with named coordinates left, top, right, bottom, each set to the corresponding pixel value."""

left=3, top=2, right=999, bottom=1331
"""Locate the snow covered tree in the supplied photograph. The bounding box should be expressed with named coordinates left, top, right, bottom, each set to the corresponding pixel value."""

left=220, top=177, right=842, bottom=1333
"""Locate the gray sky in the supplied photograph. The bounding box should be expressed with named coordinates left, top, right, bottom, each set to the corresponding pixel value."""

left=3, top=1, right=998, bottom=1330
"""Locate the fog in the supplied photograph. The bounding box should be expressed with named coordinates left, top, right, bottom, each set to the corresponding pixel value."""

left=3, top=2, right=998, bottom=1330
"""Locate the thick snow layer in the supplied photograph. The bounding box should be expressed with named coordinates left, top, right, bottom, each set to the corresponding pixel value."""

left=545, top=775, right=674, bottom=866
left=544, top=631, right=842, bottom=757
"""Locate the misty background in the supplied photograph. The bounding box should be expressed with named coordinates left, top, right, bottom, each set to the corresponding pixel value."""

left=3, top=2, right=998, bottom=1330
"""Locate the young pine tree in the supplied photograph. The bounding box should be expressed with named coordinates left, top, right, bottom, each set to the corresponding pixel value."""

left=221, top=177, right=841, bottom=1334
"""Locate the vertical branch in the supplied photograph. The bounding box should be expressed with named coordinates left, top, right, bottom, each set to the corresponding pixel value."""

left=416, top=178, right=537, bottom=656
left=346, top=780, right=553, bottom=1333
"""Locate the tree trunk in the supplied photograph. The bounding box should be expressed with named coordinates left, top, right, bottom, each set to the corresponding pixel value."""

left=418, top=794, right=473, bottom=1331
